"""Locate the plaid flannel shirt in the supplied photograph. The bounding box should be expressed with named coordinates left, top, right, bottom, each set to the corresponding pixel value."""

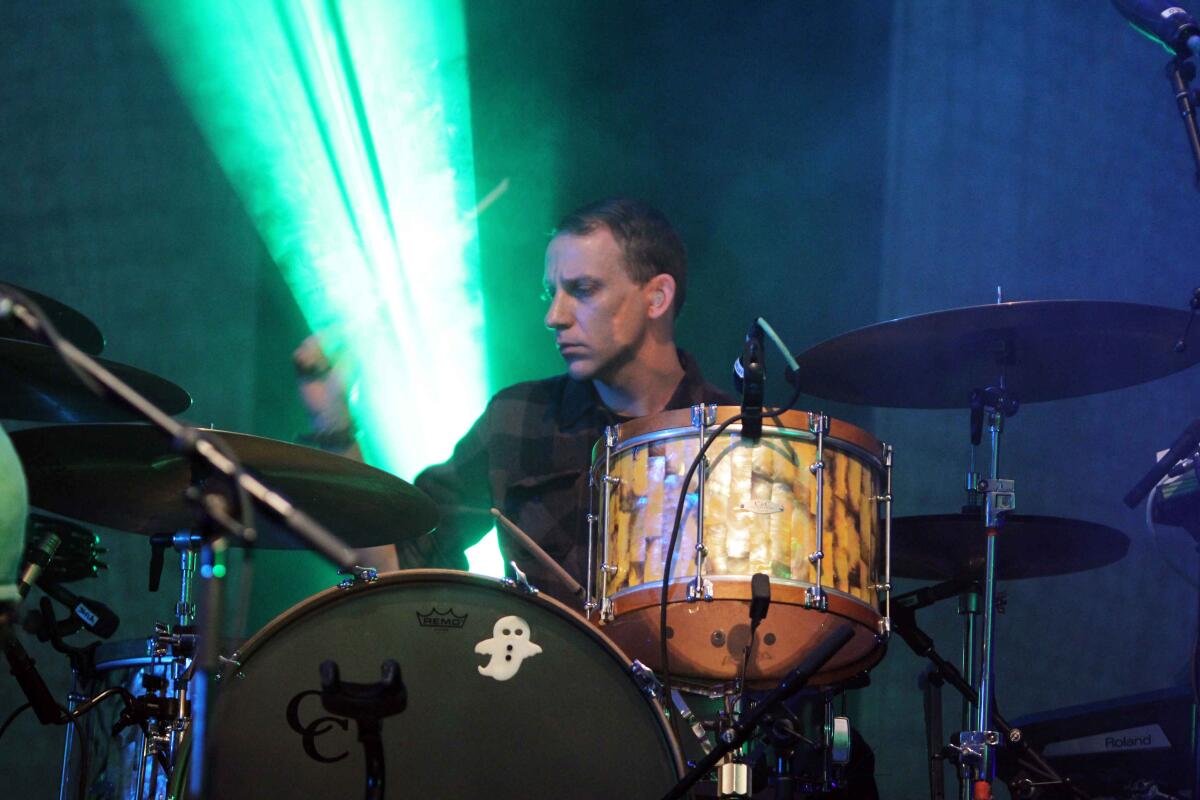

left=405, top=349, right=734, bottom=606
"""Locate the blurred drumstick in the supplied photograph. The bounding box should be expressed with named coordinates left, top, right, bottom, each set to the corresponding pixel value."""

left=489, top=508, right=585, bottom=599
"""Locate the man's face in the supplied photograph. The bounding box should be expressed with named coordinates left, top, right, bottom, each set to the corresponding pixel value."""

left=543, top=228, right=655, bottom=383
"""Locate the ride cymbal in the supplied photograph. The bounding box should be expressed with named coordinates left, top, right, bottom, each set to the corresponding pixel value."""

left=891, top=513, right=1129, bottom=580
left=9, top=424, right=439, bottom=548
left=0, top=339, right=191, bottom=422
left=0, top=284, right=105, bottom=355
left=794, top=301, right=1200, bottom=408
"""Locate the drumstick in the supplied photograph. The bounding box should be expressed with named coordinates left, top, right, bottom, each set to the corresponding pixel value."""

left=489, top=508, right=586, bottom=599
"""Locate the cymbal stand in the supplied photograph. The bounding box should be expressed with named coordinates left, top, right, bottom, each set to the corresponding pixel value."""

left=890, top=599, right=1087, bottom=799
left=139, top=532, right=204, bottom=798
left=0, top=286, right=357, bottom=800
left=961, top=386, right=1017, bottom=799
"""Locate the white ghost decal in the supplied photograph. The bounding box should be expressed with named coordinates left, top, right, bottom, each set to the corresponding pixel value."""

left=475, top=615, right=542, bottom=681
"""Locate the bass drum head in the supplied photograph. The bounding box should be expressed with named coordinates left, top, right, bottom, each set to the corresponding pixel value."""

left=209, top=570, right=682, bottom=799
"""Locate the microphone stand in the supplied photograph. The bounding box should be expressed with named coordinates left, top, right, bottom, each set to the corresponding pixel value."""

left=1166, top=57, right=1200, bottom=191
left=0, top=285, right=358, bottom=798
left=659, top=623, right=855, bottom=800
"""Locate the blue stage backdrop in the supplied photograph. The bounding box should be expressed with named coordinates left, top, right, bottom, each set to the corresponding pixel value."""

left=0, top=2, right=1196, bottom=796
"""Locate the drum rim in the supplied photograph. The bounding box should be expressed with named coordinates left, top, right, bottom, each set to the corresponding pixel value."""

left=591, top=406, right=886, bottom=465
left=608, top=575, right=883, bottom=628
left=224, top=568, right=684, bottom=774
left=609, top=574, right=884, bottom=618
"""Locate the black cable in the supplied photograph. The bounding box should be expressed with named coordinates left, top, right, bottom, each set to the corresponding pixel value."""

left=0, top=702, right=31, bottom=741
left=658, top=379, right=805, bottom=748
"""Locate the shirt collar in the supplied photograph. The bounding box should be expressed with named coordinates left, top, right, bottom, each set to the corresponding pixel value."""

left=557, top=348, right=709, bottom=428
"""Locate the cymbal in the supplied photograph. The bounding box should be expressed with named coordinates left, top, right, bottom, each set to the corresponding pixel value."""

left=9, top=424, right=439, bottom=549
left=891, top=513, right=1129, bottom=580
left=794, top=301, right=1200, bottom=408
left=0, top=339, right=191, bottom=422
left=0, top=285, right=105, bottom=355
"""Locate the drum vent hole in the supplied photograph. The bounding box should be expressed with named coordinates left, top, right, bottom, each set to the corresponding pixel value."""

left=505, top=655, right=512, bottom=662
left=710, top=630, right=725, bottom=647
left=764, top=633, right=776, bottom=646
left=506, top=644, right=513, bottom=651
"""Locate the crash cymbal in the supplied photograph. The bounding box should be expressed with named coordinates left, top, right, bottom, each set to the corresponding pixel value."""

left=9, top=424, right=439, bottom=548
left=0, top=284, right=105, bottom=355
left=794, top=301, right=1200, bottom=408
left=891, top=513, right=1129, bottom=580
left=0, top=339, right=191, bottom=422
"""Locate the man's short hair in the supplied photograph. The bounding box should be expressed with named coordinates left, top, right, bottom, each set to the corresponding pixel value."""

left=554, top=197, right=688, bottom=316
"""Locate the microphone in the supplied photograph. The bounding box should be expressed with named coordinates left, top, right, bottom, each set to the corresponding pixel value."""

left=749, top=573, right=771, bottom=630
left=1112, top=0, right=1200, bottom=56
left=37, top=578, right=119, bottom=639
left=733, top=321, right=765, bottom=440
left=17, top=532, right=61, bottom=600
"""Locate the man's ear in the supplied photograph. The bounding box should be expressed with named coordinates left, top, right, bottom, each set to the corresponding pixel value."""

left=645, top=273, right=676, bottom=320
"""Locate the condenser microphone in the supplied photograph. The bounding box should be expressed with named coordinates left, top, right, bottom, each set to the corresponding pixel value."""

left=733, top=321, right=765, bottom=440
left=17, top=533, right=60, bottom=600
left=1112, top=0, right=1200, bottom=56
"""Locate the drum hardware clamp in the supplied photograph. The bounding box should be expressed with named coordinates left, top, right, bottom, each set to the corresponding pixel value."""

left=502, top=561, right=539, bottom=595
left=629, top=660, right=666, bottom=703
left=337, top=565, right=379, bottom=589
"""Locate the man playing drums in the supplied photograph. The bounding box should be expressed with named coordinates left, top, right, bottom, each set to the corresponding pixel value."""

left=296, top=197, right=732, bottom=602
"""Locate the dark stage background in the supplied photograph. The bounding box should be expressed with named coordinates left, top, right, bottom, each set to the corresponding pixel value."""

left=1, top=2, right=1197, bottom=797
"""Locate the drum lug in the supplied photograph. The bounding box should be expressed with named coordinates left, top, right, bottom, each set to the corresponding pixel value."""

left=214, top=653, right=244, bottom=682
left=337, top=565, right=378, bottom=589
left=804, top=587, right=828, bottom=610
left=629, top=659, right=665, bottom=702
left=876, top=616, right=891, bottom=641
left=686, top=578, right=713, bottom=602
left=690, top=403, right=717, bottom=428
left=600, top=597, right=614, bottom=622
left=601, top=562, right=619, bottom=576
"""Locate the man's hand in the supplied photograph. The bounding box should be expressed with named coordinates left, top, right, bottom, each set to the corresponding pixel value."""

left=294, top=335, right=399, bottom=569
left=293, top=334, right=355, bottom=438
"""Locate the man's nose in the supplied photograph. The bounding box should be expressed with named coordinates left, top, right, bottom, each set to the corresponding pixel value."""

left=544, top=290, right=572, bottom=330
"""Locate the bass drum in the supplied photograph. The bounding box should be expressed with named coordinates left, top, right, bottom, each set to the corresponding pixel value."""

left=202, top=570, right=682, bottom=799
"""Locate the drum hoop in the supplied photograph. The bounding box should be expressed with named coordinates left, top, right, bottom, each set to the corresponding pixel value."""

left=234, top=569, right=620, bottom=666
left=591, top=412, right=886, bottom=471
left=225, top=568, right=684, bottom=771
left=610, top=575, right=884, bottom=620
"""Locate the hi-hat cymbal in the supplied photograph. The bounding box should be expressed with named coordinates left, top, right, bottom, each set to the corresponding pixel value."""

left=9, top=424, right=439, bottom=549
left=0, top=284, right=105, bottom=355
left=794, top=301, right=1200, bottom=408
left=891, top=513, right=1129, bottom=580
left=0, top=339, right=191, bottom=422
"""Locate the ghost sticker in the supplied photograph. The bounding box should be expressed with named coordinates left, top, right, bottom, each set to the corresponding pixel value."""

left=475, top=615, right=542, bottom=681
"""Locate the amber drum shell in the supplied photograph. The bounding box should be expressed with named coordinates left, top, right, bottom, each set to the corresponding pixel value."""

left=591, top=406, right=889, bottom=686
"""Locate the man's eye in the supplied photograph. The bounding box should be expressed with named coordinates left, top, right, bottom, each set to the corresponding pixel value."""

left=572, top=284, right=596, bottom=299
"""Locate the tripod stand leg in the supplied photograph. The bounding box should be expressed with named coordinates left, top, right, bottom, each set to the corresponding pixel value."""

left=921, top=666, right=947, bottom=800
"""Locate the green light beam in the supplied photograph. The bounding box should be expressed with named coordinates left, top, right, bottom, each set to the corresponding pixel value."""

left=134, top=0, right=505, bottom=577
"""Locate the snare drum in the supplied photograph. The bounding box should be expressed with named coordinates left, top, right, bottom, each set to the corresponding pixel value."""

left=198, top=570, right=682, bottom=799
left=588, top=406, right=893, bottom=686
